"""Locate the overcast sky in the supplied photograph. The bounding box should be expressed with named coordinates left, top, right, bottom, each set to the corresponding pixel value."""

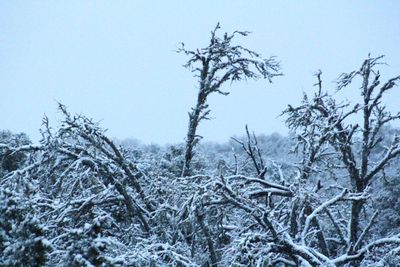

left=1, top=1, right=399, bottom=144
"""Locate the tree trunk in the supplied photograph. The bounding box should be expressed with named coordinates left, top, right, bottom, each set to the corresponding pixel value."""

left=349, top=200, right=363, bottom=252
left=182, top=92, right=204, bottom=177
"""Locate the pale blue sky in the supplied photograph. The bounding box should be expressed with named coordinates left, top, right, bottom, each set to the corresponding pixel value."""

left=1, top=1, right=399, bottom=144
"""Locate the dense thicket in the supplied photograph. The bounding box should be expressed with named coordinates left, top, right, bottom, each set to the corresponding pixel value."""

left=1, top=27, right=400, bottom=267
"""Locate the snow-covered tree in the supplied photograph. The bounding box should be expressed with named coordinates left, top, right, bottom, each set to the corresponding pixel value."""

left=0, top=187, right=50, bottom=266
left=0, top=130, right=31, bottom=175
left=179, top=23, right=281, bottom=177
left=281, top=56, right=400, bottom=265
left=1, top=24, right=400, bottom=266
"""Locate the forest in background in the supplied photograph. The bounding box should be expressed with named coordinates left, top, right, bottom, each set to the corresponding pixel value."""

left=1, top=25, right=400, bottom=267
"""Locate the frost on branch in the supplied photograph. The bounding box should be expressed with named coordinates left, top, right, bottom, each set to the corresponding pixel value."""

left=281, top=55, right=400, bottom=265
left=0, top=188, right=50, bottom=266
left=179, top=23, right=281, bottom=177
left=1, top=46, right=400, bottom=266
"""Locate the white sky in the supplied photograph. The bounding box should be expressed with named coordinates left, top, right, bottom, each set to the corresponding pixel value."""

left=1, top=1, right=399, bottom=144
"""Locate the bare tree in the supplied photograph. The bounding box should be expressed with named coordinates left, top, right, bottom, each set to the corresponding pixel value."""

left=283, top=55, right=400, bottom=264
left=231, top=125, right=266, bottom=178
left=178, top=23, right=281, bottom=177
